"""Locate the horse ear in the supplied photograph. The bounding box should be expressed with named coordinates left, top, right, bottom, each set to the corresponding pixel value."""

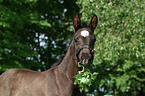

left=90, top=14, right=98, bottom=30
left=73, top=14, right=81, bottom=31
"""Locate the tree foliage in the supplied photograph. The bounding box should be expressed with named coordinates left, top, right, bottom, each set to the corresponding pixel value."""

left=0, top=0, right=79, bottom=73
left=1, top=0, right=145, bottom=95
left=75, top=0, right=145, bottom=95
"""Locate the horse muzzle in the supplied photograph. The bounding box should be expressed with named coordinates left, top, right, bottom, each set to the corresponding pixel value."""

left=79, top=48, right=92, bottom=65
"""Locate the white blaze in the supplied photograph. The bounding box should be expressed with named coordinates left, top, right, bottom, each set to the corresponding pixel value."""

left=81, top=30, right=89, bottom=37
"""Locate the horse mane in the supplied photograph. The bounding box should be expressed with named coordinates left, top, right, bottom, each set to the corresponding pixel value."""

left=0, top=14, right=97, bottom=96
left=81, top=22, right=89, bottom=28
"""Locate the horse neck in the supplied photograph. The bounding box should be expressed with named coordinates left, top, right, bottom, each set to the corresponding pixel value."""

left=58, top=40, right=78, bottom=81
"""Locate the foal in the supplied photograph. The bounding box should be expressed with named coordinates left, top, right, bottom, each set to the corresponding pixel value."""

left=0, top=14, right=98, bottom=96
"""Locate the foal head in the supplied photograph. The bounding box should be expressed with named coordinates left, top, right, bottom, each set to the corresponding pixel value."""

left=73, top=14, right=98, bottom=66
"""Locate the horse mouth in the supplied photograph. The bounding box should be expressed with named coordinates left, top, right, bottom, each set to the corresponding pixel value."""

left=81, top=59, right=89, bottom=65
left=79, top=49, right=92, bottom=66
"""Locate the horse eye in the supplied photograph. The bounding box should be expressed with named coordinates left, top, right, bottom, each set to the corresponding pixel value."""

left=74, top=37, right=79, bottom=42
left=92, top=36, right=96, bottom=42
left=94, top=37, right=96, bottom=41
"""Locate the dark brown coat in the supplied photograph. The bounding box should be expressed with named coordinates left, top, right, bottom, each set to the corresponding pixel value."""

left=0, top=14, right=98, bottom=96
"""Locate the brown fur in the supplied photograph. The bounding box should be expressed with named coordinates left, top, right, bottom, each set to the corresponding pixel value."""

left=0, top=14, right=98, bottom=96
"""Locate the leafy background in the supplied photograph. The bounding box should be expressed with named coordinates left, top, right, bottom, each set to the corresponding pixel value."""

left=0, top=0, right=145, bottom=95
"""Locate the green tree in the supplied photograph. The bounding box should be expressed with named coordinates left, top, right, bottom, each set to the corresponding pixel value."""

left=0, top=0, right=79, bottom=73
left=1, top=0, right=145, bottom=95
left=75, top=0, right=145, bottom=95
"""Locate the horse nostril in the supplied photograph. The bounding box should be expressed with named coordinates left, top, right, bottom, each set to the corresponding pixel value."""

left=81, top=53, right=91, bottom=59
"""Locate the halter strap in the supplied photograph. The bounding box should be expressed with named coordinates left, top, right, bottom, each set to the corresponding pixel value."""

left=73, top=40, right=93, bottom=61
left=76, top=45, right=90, bottom=58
